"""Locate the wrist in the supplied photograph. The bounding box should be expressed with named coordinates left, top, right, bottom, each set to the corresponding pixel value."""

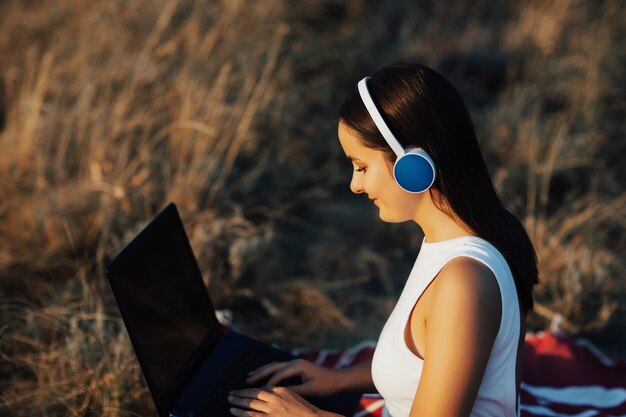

left=314, top=410, right=343, bottom=417
left=334, top=362, right=373, bottom=393
left=334, top=367, right=351, bottom=393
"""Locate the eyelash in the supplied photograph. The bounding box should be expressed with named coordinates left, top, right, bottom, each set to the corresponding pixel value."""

left=354, top=167, right=367, bottom=173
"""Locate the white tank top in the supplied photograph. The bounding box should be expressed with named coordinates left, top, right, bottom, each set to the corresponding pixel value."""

left=371, top=235, right=521, bottom=417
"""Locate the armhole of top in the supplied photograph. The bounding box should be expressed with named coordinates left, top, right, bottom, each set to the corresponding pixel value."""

left=415, top=245, right=521, bottom=416
left=402, top=255, right=504, bottom=361
left=515, top=304, right=526, bottom=415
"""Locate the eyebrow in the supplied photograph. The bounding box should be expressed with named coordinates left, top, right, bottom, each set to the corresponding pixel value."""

left=346, top=155, right=364, bottom=163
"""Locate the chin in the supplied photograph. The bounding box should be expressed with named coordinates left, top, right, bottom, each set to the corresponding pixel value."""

left=377, top=208, right=411, bottom=223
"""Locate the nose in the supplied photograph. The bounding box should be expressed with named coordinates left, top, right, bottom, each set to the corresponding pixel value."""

left=350, top=172, right=365, bottom=194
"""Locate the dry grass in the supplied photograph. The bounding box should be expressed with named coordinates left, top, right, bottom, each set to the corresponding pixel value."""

left=1, top=0, right=624, bottom=415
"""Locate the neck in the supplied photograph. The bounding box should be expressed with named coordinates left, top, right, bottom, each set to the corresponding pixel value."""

left=413, top=189, right=475, bottom=243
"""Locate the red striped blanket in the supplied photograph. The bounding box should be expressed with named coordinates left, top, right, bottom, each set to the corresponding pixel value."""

left=291, top=332, right=626, bottom=417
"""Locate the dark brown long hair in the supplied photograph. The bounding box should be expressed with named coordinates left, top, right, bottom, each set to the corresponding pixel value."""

left=338, top=63, right=538, bottom=315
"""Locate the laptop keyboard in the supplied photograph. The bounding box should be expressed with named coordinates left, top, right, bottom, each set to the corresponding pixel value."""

left=196, top=342, right=294, bottom=417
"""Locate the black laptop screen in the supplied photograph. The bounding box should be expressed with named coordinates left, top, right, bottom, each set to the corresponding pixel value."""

left=109, top=206, right=219, bottom=404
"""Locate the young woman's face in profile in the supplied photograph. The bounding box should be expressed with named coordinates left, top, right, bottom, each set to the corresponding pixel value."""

left=338, top=122, right=423, bottom=223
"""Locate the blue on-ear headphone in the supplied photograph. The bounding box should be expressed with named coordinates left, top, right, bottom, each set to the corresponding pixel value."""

left=357, top=76, right=436, bottom=193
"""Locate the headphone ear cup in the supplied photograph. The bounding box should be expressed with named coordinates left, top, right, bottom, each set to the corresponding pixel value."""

left=393, top=148, right=436, bottom=193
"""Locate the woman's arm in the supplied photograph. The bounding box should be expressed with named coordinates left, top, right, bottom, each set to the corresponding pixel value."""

left=409, top=257, right=502, bottom=417
left=336, top=361, right=376, bottom=393
left=246, top=358, right=375, bottom=396
left=231, top=359, right=374, bottom=417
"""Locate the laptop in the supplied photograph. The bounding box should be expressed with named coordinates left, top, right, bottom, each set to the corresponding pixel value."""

left=105, top=203, right=361, bottom=417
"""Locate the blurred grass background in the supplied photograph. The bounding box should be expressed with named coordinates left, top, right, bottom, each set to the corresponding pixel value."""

left=0, top=0, right=625, bottom=415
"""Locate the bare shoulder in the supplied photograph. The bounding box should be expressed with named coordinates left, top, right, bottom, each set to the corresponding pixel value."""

left=432, top=256, right=502, bottom=304
left=427, top=256, right=503, bottom=331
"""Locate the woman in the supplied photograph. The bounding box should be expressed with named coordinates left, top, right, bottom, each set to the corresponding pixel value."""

left=228, top=63, right=539, bottom=417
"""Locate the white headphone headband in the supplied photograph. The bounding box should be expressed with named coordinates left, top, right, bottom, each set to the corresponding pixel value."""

left=357, top=76, right=405, bottom=158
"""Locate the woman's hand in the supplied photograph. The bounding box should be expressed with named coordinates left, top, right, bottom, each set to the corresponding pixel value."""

left=246, top=359, right=343, bottom=397
left=228, top=386, right=320, bottom=417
